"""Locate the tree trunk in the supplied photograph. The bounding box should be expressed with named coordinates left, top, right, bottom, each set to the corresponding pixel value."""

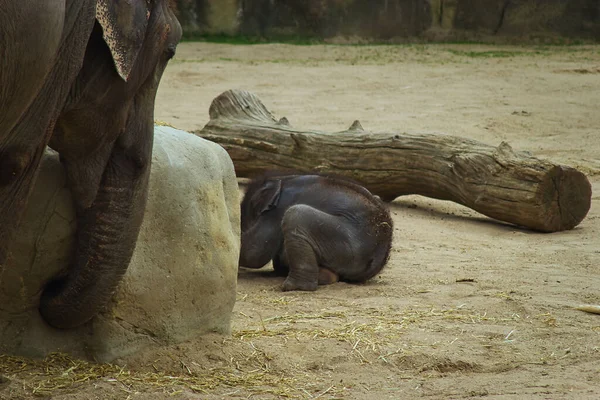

left=194, top=89, right=592, bottom=233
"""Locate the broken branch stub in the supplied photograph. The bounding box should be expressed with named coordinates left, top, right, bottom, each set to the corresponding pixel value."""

left=197, top=89, right=592, bottom=233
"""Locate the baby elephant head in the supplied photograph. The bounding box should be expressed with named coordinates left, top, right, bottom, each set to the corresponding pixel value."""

left=241, top=178, right=282, bottom=231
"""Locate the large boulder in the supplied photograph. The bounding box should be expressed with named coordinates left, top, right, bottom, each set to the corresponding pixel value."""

left=0, top=126, right=240, bottom=363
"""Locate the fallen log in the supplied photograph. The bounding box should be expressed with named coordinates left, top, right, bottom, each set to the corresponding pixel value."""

left=195, top=89, right=592, bottom=233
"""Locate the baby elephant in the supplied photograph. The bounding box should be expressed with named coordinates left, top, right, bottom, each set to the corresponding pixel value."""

left=239, top=173, right=393, bottom=291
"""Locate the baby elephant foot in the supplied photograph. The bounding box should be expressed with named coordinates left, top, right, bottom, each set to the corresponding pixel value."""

left=282, top=276, right=318, bottom=292
left=318, top=268, right=339, bottom=285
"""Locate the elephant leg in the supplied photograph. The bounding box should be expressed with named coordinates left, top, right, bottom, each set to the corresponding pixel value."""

left=280, top=205, right=345, bottom=292
left=272, top=247, right=289, bottom=277
left=0, top=2, right=63, bottom=133
left=0, top=128, right=54, bottom=264
left=39, top=112, right=154, bottom=329
left=0, top=1, right=95, bottom=266
left=274, top=246, right=337, bottom=283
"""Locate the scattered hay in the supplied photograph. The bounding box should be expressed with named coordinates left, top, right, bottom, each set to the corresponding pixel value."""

left=0, top=352, right=301, bottom=398
left=233, top=306, right=522, bottom=365
left=555, top=67, right=600, bottom=74
left=537, top=312, right=558, bottom=326
left=575, top=304, right=600, bottom=315
left=154, top=120, right=176, bottom=128
left=0, top=306, right=526, bottom=397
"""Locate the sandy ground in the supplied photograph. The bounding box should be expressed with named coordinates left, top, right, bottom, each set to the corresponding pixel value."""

left=2, top=43, right=600, bottom=399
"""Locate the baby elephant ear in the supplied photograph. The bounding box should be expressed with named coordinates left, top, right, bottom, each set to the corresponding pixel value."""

left=96, top=0, right=150, bottom=81
left=256, top=179, right=282, bottom=214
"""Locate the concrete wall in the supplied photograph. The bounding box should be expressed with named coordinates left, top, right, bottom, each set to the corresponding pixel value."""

left=174, top=0, right=240, bottom=36
left=173, top=0, right=600, bottom=41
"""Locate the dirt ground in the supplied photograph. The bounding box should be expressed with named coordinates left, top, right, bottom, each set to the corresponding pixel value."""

left=2, top=43, right=599, bottom=399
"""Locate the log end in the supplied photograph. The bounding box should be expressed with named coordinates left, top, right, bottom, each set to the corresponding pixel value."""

left=539, top=166, right=592, bottom=232
left=208, top=89, right=277, bottom=124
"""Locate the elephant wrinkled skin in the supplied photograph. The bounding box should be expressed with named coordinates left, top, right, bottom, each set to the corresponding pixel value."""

left=0, top=1, right=182, bottom=329
left=240, top=174, right=394, bottom=291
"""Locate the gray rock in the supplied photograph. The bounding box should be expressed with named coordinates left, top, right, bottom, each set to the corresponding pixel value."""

left=172, top=0, right=241, bottom=36
left=239, top=0, right=433, bottom=39
left=179, top=0, right=599, bottom=41
left=451, top=0, right=508, bottom=33
left=500, top=0, right=600, bottom=38
left=0, top=126, right=240, bottom=363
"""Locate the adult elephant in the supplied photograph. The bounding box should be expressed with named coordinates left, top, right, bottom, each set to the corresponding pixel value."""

left=0, top=1, right=181, bottom=329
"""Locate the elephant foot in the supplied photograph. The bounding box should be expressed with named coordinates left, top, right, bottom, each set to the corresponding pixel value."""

left=281, top=276, right=318, bottom=292
left=272, top=256, right=289, bottom=277
left=318, top=268, right=339, bottom=285
left=272, top=266, right=289, bottom=277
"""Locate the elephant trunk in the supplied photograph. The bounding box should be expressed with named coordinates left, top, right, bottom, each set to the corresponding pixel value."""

left=39, top=122, right=152, bottom=330
left=239, top=220, right=282, bottom=269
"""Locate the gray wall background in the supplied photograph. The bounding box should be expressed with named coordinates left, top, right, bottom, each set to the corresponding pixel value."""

left=173, top=0, right=599, bottom=41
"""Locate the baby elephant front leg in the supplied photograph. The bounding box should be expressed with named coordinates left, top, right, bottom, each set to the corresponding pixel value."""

left=280, top=205, right=341, bottom=292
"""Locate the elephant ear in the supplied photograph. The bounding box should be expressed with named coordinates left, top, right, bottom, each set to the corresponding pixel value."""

left=96, top=0, right=150, bottom=81
left=253, top=179, right=282, bottom=214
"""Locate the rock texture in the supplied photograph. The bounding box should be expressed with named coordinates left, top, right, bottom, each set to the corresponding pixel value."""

left=0, top=126, right=240, bottom=363
left=438, top=0, right=600, bottom=39
left=173, top=0, right=240, bottom=35
left=240, top=0, right=433, bottom=39
left=174, top=0, right=599, bottom=41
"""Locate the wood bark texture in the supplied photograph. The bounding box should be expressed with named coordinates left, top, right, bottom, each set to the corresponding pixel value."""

left=195, top=89, right=592, bottom=233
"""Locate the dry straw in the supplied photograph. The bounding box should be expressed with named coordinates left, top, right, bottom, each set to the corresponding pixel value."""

left=0, top=305, right=524, bottom=398
left=0, top=352, right=300, bottom=398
